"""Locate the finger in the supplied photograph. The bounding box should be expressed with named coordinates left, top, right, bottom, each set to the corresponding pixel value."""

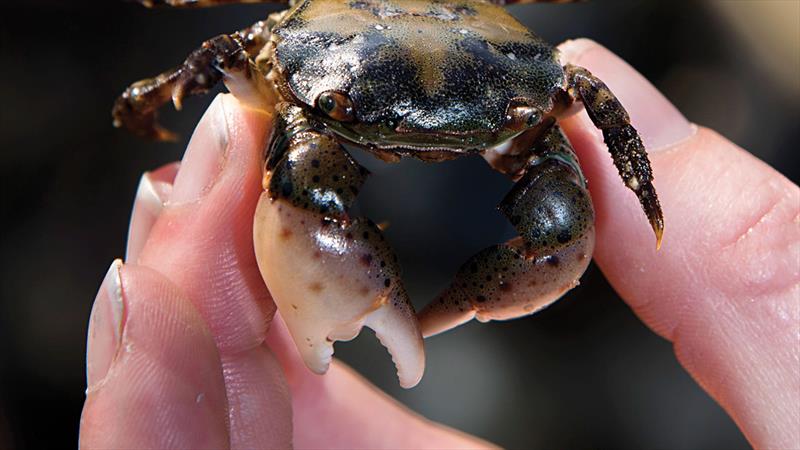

left=126, top=162, right=180, bottom=263
left=136, top=94, right=293, bottom=448
left=141, top=94, right=274, bottom=354
left=559, top=39, right=800, bottom=449
left=151, top=93, right=487, bottom=447
left=267, top=315, right=495, bottom=449
left=81, top=260, right=229, bottom=449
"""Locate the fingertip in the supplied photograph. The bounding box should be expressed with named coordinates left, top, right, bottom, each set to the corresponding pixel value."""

left=170, top=95, right=229, bottom=205
left=137, top=91, right=275, bottom=357
left=81, top=264, right=229, bottom=449
left=126, top=162, right=179, bottom=263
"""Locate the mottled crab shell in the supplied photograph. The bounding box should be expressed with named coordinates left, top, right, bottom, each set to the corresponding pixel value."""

left=272, top=0, right=566, bottom=151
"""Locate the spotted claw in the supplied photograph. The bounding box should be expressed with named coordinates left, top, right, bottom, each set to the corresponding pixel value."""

left=253, top=193, right=425, bottom=388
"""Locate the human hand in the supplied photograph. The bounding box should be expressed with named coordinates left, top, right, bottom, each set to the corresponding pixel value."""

left=80, top=39, right=798, bottom=449
left=557, top=39, right=799, bottom=449
left=79, top=94, right=490, bottom=449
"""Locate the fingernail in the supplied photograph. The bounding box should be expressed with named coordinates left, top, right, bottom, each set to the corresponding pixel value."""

left=169, top=94, right=229, bottom=204
left=126, top=167, right=175, bottom=262
left=86, top=259, right=126, bottom=392
left=559, top=39, right=695, bottom=151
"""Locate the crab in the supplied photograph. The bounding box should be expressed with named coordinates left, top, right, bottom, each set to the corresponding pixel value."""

left=113, top=0, right=663, bottom=389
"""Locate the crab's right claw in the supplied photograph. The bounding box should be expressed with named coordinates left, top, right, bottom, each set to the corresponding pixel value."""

left=253, top=116, right=425, bottom=387
left=254, top=195, right=425, bottom=388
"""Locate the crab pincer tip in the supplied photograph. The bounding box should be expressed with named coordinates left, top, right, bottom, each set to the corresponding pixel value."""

left=654, top=222, right=664, bottom=251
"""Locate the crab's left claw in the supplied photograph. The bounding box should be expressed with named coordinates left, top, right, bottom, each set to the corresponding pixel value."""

left=254, top=106, right=424, bottom=387
left=419, top=125, right=596, bottom=337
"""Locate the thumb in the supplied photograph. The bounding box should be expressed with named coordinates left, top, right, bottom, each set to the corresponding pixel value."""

left=80, top=261, right=229, bottom=449
left=560, top=39, right=800, bottom=449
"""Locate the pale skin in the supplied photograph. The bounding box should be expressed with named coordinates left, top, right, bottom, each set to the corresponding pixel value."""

left=80, top=40, right=799, bottom=449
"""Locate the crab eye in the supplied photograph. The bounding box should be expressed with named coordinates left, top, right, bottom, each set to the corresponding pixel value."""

left=505, top=104, right=541, bottom=130
left=317, top=91, right=355, bottom=122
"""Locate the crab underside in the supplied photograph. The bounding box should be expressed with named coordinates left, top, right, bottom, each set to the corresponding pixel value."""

left=114, top=0, right=663, bottom=388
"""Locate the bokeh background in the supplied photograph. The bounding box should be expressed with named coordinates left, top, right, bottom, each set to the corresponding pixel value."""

left=1, top=0, right=798, bottom=448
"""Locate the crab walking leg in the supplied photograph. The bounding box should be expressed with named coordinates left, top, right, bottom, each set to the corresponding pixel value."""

left=254, top=104, right=424, bottom=388
left=419, top=125, right=595, bottom=337
left=112, top=20, right=275, bottom=140
left=137, top=0, right=288, bottom=8
left=565, top=64, right=664, bottom=248
left=490, top=0, right=581, bottom=4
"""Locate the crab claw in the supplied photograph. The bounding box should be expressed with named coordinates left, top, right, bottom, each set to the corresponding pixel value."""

left=254, top=194, right=425, bottom=388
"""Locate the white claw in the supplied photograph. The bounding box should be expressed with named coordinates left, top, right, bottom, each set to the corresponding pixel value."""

left=364, top=298, right=424, bottom=388
left=253, top=193, right=425, bottom=387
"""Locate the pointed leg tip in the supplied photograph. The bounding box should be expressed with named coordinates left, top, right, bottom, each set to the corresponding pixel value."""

left=155, top=127, right=180, bottom=142
left=654, top=225, right=664, bottom=250
left=171, top=92, right=185, bottom=111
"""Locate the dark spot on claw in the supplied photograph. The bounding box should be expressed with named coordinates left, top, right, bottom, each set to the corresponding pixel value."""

left=546, top=255, right=560, bottom=267
left=312, top=175, right=320, bottom=183
left=280, top=228, right=292, bottom=240
left=311, top=159, right=320, bottom=168
left=292, top=304, right=299, bottom=310
left=476, top=295, right=487, bottom=303
left=362, top=231, right=370, bottom=240
left=345, top=232, right=354, bottom=240
left=557, top=230, right=572, bottom=244
left=281, top=182, right=293, bottom=197
left=510, top=215, right=522, bottom=226
left=360, top=253, right=373, bottom=267
left=499, top=281, right=513, bottom=292
left=485, top=275, right=492, bottom=281
left=380, top=260, right=386, bottom=268
left=309, top=282, right=324, bottom=293
left=384, top=278, right=391, bottom=287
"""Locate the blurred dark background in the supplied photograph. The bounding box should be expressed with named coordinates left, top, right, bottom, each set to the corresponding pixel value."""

left=1, top=0, right=798, bottom=448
